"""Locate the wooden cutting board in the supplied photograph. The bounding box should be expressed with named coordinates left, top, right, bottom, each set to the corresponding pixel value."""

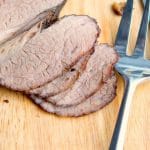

left=0, top=0, right=150, bottom=150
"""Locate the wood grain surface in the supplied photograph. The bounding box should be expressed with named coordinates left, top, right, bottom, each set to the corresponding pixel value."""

left=0, top=0, right=150, bottom=150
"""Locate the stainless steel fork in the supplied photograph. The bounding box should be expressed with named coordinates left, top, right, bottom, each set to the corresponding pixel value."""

left=109, top=0, right=150, bottom=149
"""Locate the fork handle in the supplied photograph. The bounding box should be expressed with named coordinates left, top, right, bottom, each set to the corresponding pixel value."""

left=109, top=76, right=139, bottom=150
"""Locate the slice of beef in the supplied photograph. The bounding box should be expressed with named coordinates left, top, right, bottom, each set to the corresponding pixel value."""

left=0, top=15, right=100, bottom=91
left=29, top=53, right=91, bottom=97
left=0, top=0, right=66, bottom=45
left=45, top=44, right=118, bottom=107
left=30, top=74, right=117, bottom=117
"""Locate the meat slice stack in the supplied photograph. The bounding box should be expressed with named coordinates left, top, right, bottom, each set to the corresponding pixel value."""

left=30, top=44, right=118, bottom=117
left=0, top=1, right=118, bottom=117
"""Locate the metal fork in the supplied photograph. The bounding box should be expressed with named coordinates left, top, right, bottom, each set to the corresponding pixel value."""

left=109, top=0, right=150, bottom=149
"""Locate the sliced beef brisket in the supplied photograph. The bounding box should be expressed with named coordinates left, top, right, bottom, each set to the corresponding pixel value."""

left=31, top=74, right=117, bottom=117
left=0, top=15, right=99, bottom=91
left=0, top=1, right=118, bottom=117
left=45, top=44, right=118, bottom=107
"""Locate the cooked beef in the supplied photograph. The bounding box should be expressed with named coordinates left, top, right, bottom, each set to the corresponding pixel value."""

left=29, top=53, right=91, bottom=97
left=0, top=0, right=66, bottom=45
left=45, top=44, right=118, bottom=107
left=31, top=74, right=117, bottom=117
left=0, top=15, right=99, bottom=91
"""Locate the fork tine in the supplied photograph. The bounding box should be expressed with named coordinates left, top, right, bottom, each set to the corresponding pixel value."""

left=115, top=0, right=133, bottom=56
left=133, top=0, right=150, bottom=58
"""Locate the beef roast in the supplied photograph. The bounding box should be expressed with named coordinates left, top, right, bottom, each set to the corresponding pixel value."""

left=29, top=53, right=91, bottom=97
left=0, top=0, right=66, bottom=45
left=31, top=74, right=117, bottom=117
left=44, top=44, right=118, bottom=107
left=0, top=15, right=99, bottom=91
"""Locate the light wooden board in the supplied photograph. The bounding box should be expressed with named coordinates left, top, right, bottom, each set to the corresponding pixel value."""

left=0, top=0, right=150, bottom=150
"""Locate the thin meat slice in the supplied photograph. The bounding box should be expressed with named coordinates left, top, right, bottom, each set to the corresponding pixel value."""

left=29, top=53, right=91, bottom=97
left=31, top=74, right=117, bottom=117
left=45, top=44, right=118, bottom=107
left=0, top=15, right=99, bottom=91
left=0, top=0, right=66, bottom=45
